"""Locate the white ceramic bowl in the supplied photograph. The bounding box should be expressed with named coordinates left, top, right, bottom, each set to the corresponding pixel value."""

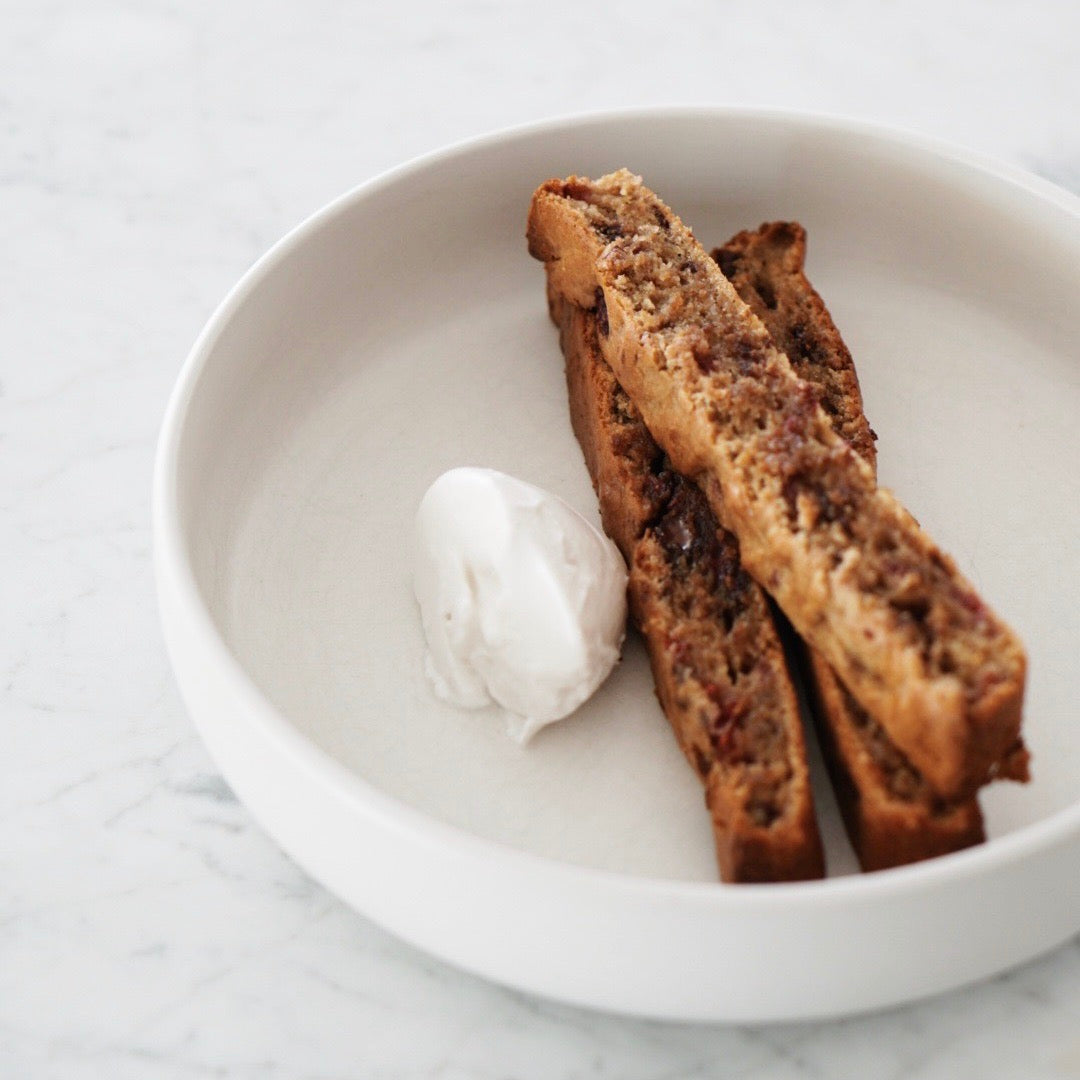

left=154, top=108, right=1080, bottom=1022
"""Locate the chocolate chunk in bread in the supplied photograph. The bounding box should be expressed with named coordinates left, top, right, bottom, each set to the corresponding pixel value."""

left=528, top=170, right=1027, bottom=801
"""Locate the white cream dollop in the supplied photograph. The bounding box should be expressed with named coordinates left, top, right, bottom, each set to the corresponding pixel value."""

left=413, top=467, right=628, bottom=743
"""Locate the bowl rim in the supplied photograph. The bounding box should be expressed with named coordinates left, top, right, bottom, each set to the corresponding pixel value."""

left=153, top=104, right=1080, bottom=910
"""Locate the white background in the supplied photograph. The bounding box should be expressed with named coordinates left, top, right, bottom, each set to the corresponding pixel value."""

left=4, top=2, right=1079, bottom=1076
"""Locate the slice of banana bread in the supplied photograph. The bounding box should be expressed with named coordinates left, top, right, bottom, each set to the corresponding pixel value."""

left=528, top=170, right=1027, bottom=800
left=714, top=223, right=1001, bottom=869
left=555, top=289, right=824, bottom=882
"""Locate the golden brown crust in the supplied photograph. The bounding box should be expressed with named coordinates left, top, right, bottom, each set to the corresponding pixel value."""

left=528, top=170, right=1027, bottom=800
left=555, top=290, right=824, bottom=883
left=714, top=223, right=990, bottom=870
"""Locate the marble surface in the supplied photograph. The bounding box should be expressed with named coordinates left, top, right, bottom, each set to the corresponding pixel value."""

left=4, top=1, right=1079, bottom=1076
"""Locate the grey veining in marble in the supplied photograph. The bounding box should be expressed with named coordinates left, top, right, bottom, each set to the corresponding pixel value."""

left=3, top=0, right=1079, bottom=1076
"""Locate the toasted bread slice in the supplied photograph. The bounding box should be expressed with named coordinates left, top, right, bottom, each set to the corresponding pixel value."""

left=555, top=288, right=824, bottom=882
left=528, top=170, right=1026, bottom=800
left=713, top=223, right=997, bottom=869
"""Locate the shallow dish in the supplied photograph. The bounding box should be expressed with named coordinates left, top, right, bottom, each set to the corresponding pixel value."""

left=154, top=108, right=1080, bottom=1022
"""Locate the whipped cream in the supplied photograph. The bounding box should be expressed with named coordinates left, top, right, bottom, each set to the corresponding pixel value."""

left=413, top=467, right=628, bottom=742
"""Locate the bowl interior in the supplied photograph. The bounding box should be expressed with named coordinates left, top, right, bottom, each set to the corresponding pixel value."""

left=176, top=112, right=1080, bottom=881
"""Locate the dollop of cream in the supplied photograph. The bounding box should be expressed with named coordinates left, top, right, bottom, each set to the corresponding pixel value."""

left=413, top=467, right=628, bottom=742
